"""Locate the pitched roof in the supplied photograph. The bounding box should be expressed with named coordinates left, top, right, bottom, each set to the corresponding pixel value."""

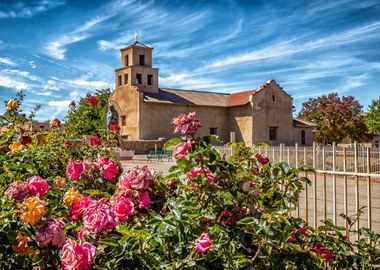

left=293, top=118, right=316, bottom=127
left=120, top=41, right=152, bottom=51
left=144, top=88, right=230, bottom=107
left=143, top=80, right=283, bottom=107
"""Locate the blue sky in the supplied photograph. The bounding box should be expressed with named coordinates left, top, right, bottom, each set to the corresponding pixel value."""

left=0, top=0, right=379, bottom=121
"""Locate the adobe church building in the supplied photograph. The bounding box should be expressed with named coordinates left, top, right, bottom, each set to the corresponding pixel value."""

left=109, top=42, right=315, bottom=146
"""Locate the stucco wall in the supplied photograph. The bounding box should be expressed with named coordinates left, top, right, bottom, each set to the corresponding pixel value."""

left=227, top=105, right=253, bottom=145
left=110, top=86, right=140, bottom=140
left=251, top=81, right=294, bottom=145
left=293, top=127, right=314, bottom=145
left=138, top=101, right=229, bottom=142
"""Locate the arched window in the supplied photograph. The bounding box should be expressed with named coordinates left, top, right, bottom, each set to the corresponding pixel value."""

left=301, top=130, right=306, bottom=145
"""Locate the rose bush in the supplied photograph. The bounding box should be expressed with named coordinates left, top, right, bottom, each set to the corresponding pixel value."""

left=1, top=96, right=380, bottom=269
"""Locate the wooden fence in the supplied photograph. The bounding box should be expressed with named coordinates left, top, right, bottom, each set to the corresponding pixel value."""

left=216, top=143, right=380, bottom=235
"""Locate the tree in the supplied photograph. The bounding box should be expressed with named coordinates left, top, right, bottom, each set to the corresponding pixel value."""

left=64, top=89, right=111, bottom=138
left=365, top=97, right=380, bottom=134
left=298, top=92, right=372, bottom=143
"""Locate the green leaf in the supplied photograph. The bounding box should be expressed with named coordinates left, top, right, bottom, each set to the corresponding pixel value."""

left=164, top=137, right=183, bottom=149
left=237, top=217, right=256, bottom=225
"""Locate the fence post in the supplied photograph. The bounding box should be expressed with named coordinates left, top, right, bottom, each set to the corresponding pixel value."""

left=304, top=147, right=309, bottom=223
left=367, top=147, right=372, bottom=231
left=354, top=141, right=359, bottom=239
left=333, top=142, right=337, bottom=225
left=343, top=148, right=348, bottom=235
left=323, top=147, right=327, bottom=222
left=295, top=143, right=299, bottom=218
left=313, top=142, right=317, bottom=228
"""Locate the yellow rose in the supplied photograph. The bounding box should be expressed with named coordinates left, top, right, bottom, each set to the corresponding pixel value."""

left=8, top=142, right=23, bottom=153
left=6, top=99, right=19, bottom=112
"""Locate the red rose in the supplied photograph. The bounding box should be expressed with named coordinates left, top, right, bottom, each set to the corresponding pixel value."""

left=111, top=124, right=120, bottom=132
left=86, top=96, right=98, bottom=107
left=112, top=196, right=135, bottom=222
left=195, top=232, right=212, bottom=253
left=27, top=176, right=49, bottom=197
left=218, top=209, right=237, bottom=226
left=90, top=136, right=102, bottom=146
left=21, top=136, right=32, bottom=145
left=70, top=196, right=93, bottom=220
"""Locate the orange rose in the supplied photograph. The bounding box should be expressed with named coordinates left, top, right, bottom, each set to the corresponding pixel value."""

left=8, top=142, right=23, bottom=153
left=64, top=187, right=83, bottom=206
left=20, top=196, right=48, bottom=225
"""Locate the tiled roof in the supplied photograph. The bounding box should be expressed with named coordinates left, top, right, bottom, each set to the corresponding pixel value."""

left=143, top=80, right=282, bottom=107
left=227, top=89, right=258, bottom=107
left=293, top=118, right=316, bottom=127
left=144, top=88, right=230, bottom=107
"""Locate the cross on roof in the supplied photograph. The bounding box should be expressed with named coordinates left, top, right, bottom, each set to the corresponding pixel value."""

left=134, top=32, right=140, bottom=42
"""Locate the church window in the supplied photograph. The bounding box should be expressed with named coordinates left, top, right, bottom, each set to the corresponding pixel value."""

left=301, top=130, right=306, bottom=145
left=147, top=75, right=153, bottom=85
left=269, top=127, right=277, bottom=141
left=139, top=55, right=145, bottom=65
left=136, top=74, right=142, bottom=84
left=125, top=55, right=129, bottom=66
left=210, top=127, right=217, bottom=135
left=117, top=75, right=122, bottom=86
left=121, top=115, right=126, bottom=127
left=124, top=74, right=128, bottom=85
left=272, top=95, right=275, bottom=102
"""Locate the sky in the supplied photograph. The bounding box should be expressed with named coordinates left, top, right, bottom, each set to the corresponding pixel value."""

left=0, top=0, right=379, bottom=121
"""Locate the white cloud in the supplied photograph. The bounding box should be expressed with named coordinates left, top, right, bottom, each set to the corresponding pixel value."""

left=0, top=0, right=65, bottom=19
left=29, top=61, right=36, bottom=68
left=1, top=69, right=41, bottom=81
left=0, top=75, right=28, bottom=90
left=45, top=34, right=88, bottom=60
left=201, top=21, right=380, bottom=71
left=48, top=100, right=71, bottom=107
left=0, top=57, right=17, bottom=66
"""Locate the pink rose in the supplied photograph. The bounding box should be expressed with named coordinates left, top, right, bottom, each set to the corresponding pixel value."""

left=187, top=166, right=215, bottom=183
left=82, top=198, right=116, bottom=236
left=94, top=156, right=119, bottom=180
left=36, top=218, right=65, bottom=247
left=173, top=141, right=191, bottom=160
left=255, top=153, right=269, bottom=165
left=4, top=181, right=29, bottom=202
left=69, top=196, right=93, bottom=220
left=118, top=166, right=153, bottom=190
left=90, top=136, right=102, bottom=146
left=27, top=176, right=49, bottom=197
left=139, top=191, right=151, bottom=209
left=296, top=228, right=310, bottom=236
left=195, top=232, right=212, bottom=253
left=289, top=235, right=297, bottom=241
left=66, top=160, right=85, bottom=181
left=112, top=196, right=134, bottom=222
left=61, top=239, right=96, bottom=270
left=172, top=112, right=202, bottom=136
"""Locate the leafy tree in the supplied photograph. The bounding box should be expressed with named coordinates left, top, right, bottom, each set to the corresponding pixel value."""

left=298, top=92, right=372, bottom=143
left=365, top=96, right=380, bottom=134
left=64, top=89, right=111, bottom=138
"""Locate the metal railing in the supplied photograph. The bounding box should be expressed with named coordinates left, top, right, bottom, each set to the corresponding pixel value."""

left=217, top=143, right=380, bottom=235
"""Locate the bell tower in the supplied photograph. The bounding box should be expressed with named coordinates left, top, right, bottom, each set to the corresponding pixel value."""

left=114, top=41, right=159, bottom=93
